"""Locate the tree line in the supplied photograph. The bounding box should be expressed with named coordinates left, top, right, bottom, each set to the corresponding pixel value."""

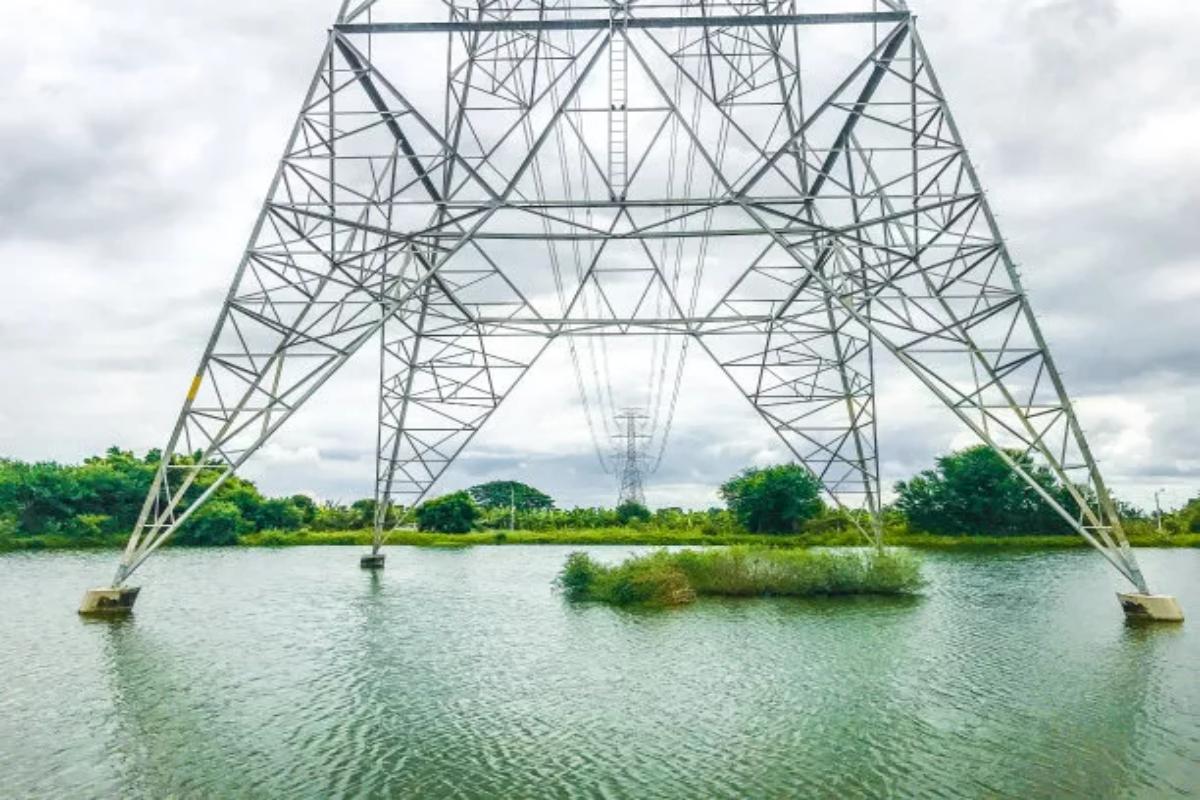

left=0, top=445, right=1194, bottom=547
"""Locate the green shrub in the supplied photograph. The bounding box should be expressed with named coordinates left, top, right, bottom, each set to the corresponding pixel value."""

left=249, top=530, right=292, bottom=547
left=556, top=552, right=601, bottom=601
left=0, top=512, right=17, bottom=540
left=616, top=501, right=651, bottom=525
left=71, top=513, right=112, bottom=541
left=176, top=501, right=248, bottom=546
left=557, top=546, right=923, bottom=607
left=415, top=491, right=479, bottom=533
left=252, top=498, right=304, bottom=531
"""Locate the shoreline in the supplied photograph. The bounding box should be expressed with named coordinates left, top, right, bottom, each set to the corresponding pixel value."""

left=3, top=528, right=1198, bottom=553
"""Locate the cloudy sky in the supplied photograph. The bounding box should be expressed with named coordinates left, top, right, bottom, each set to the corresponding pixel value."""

left=1, top=0, right=1197, bottom=512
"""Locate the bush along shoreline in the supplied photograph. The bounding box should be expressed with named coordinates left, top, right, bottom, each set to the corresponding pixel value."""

left=2, top=447, right=1199, bottom=553
left=236, top=528, right=1199, bottom=550
left=555, top=547, right=925, bottom=608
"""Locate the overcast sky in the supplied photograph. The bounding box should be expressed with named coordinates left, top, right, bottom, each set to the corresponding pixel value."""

left=1, top=0, right=1197, bottom=512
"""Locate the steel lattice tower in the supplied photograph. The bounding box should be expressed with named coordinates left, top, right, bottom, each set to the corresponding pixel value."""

left=82, top=0, right=1180, bottom=617
left=614, top=409, right=649, bottom=506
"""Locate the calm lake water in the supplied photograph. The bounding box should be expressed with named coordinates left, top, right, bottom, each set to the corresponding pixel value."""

left=1, top=545, right=1197, bottom=798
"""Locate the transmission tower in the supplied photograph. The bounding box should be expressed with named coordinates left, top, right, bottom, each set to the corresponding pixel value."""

left=79, top=0, right=1182, bottom=621
left=613, top=409, right=649, bottom=506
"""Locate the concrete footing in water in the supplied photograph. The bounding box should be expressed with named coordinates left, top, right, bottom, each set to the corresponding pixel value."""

left=1117, top=592, right=1184, bottom=622
left=78, top=586, right=140, bottom=616
left=360, top=552, right=386, bottom=569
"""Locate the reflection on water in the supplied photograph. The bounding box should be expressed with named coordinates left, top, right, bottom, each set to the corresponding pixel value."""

left=0, top=546, right=1197, bottom=798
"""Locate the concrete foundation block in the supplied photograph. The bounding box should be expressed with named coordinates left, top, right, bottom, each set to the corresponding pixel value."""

left=1117, top=592, right=1184, bottom=622
left=79, top=586, right=140, bottom=616
left=360, top=552, right=386, bottom=569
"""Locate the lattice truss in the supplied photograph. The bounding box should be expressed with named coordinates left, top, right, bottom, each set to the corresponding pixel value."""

left=114, top=0, right=1146, bottom=591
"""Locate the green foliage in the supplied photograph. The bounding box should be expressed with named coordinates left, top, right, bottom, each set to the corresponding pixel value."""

left=467, top=480, right=555, bottom=511
left=1172, top=496, right=1200, bottom=534
left=555, top=551, right=693, bottom=606
left=175, top=501, right=249, bottom=546
left=477, top=505, right=621, bottom=530
left=895, top=445, right=1078, bottom=536
left=556, top=547, right=924, bottom=607
left=239, top=529, right=366, bottom=547
left=309, top=502, right=360, bottom=531
left=252, top=498, right=304, bottom=531
left=0, top=448, right=316, bottom=547
left=350, top=498, right=380, bottom=528
left=72, top=514, right=111, bottom=542
left=555, top=552, right=601, bottom=601
left=719, top=464, right=825, bottom=533
left=415, top=491, right=479, bottom=533
left=469, top=505, right=739, bottom=534
left=2, top=446, right=1193, bottom=552
left=616, top=501, right=652, bottom=525
left=289, top=494, right=317, bottom=524
left=673, top=547, right=923, bottom=597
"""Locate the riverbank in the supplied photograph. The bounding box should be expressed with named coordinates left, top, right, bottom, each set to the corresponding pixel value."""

left=4, top=527, right=1197, bottom=552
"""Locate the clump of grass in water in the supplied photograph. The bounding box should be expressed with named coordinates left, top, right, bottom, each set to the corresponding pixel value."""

left=555, top=546, right=923, bottom=607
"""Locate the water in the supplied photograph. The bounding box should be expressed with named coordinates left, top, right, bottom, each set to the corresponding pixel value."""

left=0, top=546, right=1197, bottom=799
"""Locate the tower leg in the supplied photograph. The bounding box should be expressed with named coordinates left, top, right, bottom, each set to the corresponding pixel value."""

left=698, top=311, right=882, bottom=544
left=366, top=278, right=547, bottom=571
left=78, top=586, right=140, bottom=616
left=359, top=552, right=386, bottom=570
left=1117, top=593, right=1184, bottom=622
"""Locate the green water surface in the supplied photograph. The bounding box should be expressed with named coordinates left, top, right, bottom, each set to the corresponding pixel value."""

left=1, top=546, right=1197, bottom=798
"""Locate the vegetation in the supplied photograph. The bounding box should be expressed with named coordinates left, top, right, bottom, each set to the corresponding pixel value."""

left=556, top=547, right=924, bottom=607
left=414, top=491, right=479, bottom=533
left=1, top=445, right=1197, bottom=553
left=615, top=500, right=652, bottom=525
left=719, top=464, right=824, bottom=533
left=0, top=448, right=398, bottom=550
left=467, top=480, right=554, bottom=511
left=895, top=445, right=1080, bottom=536
left=468, top=503, right=739, bottom=535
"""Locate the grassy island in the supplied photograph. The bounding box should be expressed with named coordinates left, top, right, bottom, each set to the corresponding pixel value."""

left=555, top=546, right=925, bottom=608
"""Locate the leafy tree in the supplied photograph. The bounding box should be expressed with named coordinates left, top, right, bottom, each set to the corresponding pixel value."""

left=176, top=501, right=248, bottom=546
left=467, top=480, right=554, bottom=511
left=252, top=498, right=305, bottom=531
left=719, top=464, right=824, bottom=533
left=616, top=501, right=652, bottom=524
left=1172, top=496, right=1200, bottom=533
left=415, top=491, right=479, bottom=533
left=289, top=494, right=318, bottom=524
left=349, top=498, right=381, bottom=529
left=215, top=480, right=265, bottom=522
left=654, top=506, right=686, bottom=528
left=894, top=445, right=1076, bottom=536
left=0, top=448, right=307, bottom=543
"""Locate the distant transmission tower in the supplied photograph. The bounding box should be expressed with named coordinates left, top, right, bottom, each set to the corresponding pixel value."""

left=83, top=0, right=1183, bottom=621
left=613, top=409, right=649, bottom=506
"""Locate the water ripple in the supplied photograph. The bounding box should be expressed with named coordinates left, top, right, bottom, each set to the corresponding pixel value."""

left=0, top=546, right=1197, bottom=798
